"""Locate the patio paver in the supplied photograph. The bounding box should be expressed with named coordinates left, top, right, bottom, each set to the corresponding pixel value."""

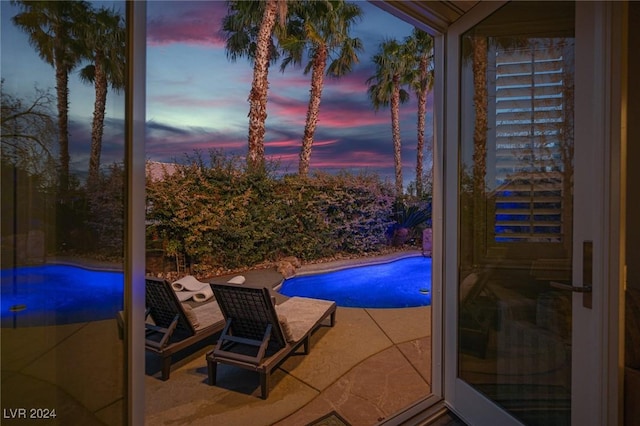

left=144, top=305, right=432, bottom=426
left=146, top=252, right=433, bottom=425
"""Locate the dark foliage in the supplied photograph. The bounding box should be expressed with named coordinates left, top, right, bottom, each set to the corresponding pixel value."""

left=146, top=151, right=398, bottom=271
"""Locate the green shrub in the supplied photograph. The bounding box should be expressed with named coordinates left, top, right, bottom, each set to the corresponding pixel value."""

left=146, top=151, right=398, bottom=271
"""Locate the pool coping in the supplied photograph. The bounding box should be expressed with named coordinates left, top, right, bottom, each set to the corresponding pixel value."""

left=284, top=249, right=426, bottom=278
left=44, top=257, right=124, bottom=272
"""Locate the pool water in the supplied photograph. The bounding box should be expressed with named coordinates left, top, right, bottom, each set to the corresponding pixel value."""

left=279, top=256, right=431, bottom=308
left=1, top=264, right=123, bottom=327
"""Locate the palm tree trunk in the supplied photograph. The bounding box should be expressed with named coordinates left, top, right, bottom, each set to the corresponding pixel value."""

left=416, top=55, right=428, bottom=197
left=88, top=56, right=108, bottom=188
left=472, top=36, right=487, bottom=193
left=299, top=45, right=327, bottom=177
left=247, top=0, right=278, bottom=173
left=55, top=59, right=70, bottom=191
left=560, top=42, right=574, bottom=255
left=391, top=77, right=403, bottom=196
left=471, top=35, right=488, bottom=259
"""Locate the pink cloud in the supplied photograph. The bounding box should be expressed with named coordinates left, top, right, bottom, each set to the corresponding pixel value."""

left=270, top=69, right=371, bottom=98
left=271, top=74, right=313, bottom=90
left=266, top=152, right=299, bottom=164
left=312, top=139, right=340, bottom=147
left=266, top=138, right=299, bottom=148
left=151, top=133, right=242, bottom=151
left=267, top=91, right=387, bottom=130
left=324, top=70, right=372, bottom=94
left=318, top=108, right=387, bottom=128
left=147, top=2, right=227, bottom=48
left=310, top=152, right=390, bottom=169
left=267, top=94, right=308, bottom=125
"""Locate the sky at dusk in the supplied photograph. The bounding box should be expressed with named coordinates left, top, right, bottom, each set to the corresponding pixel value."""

left=1, top=1, right=433, bottom=187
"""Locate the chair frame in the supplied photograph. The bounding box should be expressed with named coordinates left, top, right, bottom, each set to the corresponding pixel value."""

left=145, top=277, right=223, bottom=380
left=206, top=283, right=336, bottom=399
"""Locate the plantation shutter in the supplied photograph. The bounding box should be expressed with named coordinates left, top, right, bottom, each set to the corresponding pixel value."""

left=488, top=39, right=574, bottom=243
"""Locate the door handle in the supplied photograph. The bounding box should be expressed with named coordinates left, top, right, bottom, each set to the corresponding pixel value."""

left=549, top=241, right=593, bottom=309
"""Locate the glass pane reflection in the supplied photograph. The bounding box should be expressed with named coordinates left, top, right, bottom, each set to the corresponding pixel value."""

left=1, top=1, right=126, bottom=424
left=457, top=2, right=574, bottom=425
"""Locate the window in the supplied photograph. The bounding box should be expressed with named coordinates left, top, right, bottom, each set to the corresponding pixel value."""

left=490, top=39, right=574, bottom=243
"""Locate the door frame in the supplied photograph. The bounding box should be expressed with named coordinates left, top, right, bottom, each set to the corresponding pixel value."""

left=572, top=2, right=625, bottom=425
left=442, top=2, right=516, bottom=424
left=441, top=1, right=626, bottom=425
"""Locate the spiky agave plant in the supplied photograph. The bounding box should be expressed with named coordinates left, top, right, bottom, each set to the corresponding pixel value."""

left=387, top=203, right=431, bottom=246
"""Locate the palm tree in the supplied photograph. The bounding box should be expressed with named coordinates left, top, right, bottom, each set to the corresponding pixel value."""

left=405, top=29, right=434, bottom=197
left=366, top=38, right=412, bottom=196
left=76, top=5, right=125, bottom=188
left=279, top=0, right=363, bottom=177
left=11, top=0, right=87, bottom=191
left=223, top=0, right=289, bottom=172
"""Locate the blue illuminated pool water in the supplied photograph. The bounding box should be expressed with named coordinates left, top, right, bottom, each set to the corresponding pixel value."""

left=279, top=256, right=431, bottom=308
left=1, top=264, right=123, bottom=327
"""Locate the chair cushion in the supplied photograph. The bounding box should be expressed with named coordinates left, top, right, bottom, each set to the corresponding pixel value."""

left=460, top=273, right=479, bottom=302
left=276, top=312, right=294, bottom=342
left=275, top=297, right=334, bottom=342
left=536, top=291, right=571, bottom=341
left=181, top=303, right=200, bottom=329
left=192, top=301, right=224, bottom=332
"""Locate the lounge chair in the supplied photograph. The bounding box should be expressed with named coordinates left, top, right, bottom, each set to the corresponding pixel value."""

left=206, top=283, right=336, bottom=399
left=145, top=277, right=225, bottom=380
left=459, top=270, right=498, bottom=358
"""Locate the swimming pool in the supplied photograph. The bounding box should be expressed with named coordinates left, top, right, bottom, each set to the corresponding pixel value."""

left=1, top=264, right=123, bottom=327
left=278, top=256, right=431, bottom=308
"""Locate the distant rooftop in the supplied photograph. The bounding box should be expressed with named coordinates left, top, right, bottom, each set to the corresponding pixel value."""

left=146, top=161, right=179, bottom=182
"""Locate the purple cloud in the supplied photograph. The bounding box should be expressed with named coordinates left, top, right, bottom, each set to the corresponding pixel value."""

left=147, top=1, right=227, bottom=47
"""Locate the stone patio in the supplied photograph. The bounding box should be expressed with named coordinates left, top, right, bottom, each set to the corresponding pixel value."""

left=145, top=305, right=432, bottom=426
left=145, top=251, right=432, bottom=425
